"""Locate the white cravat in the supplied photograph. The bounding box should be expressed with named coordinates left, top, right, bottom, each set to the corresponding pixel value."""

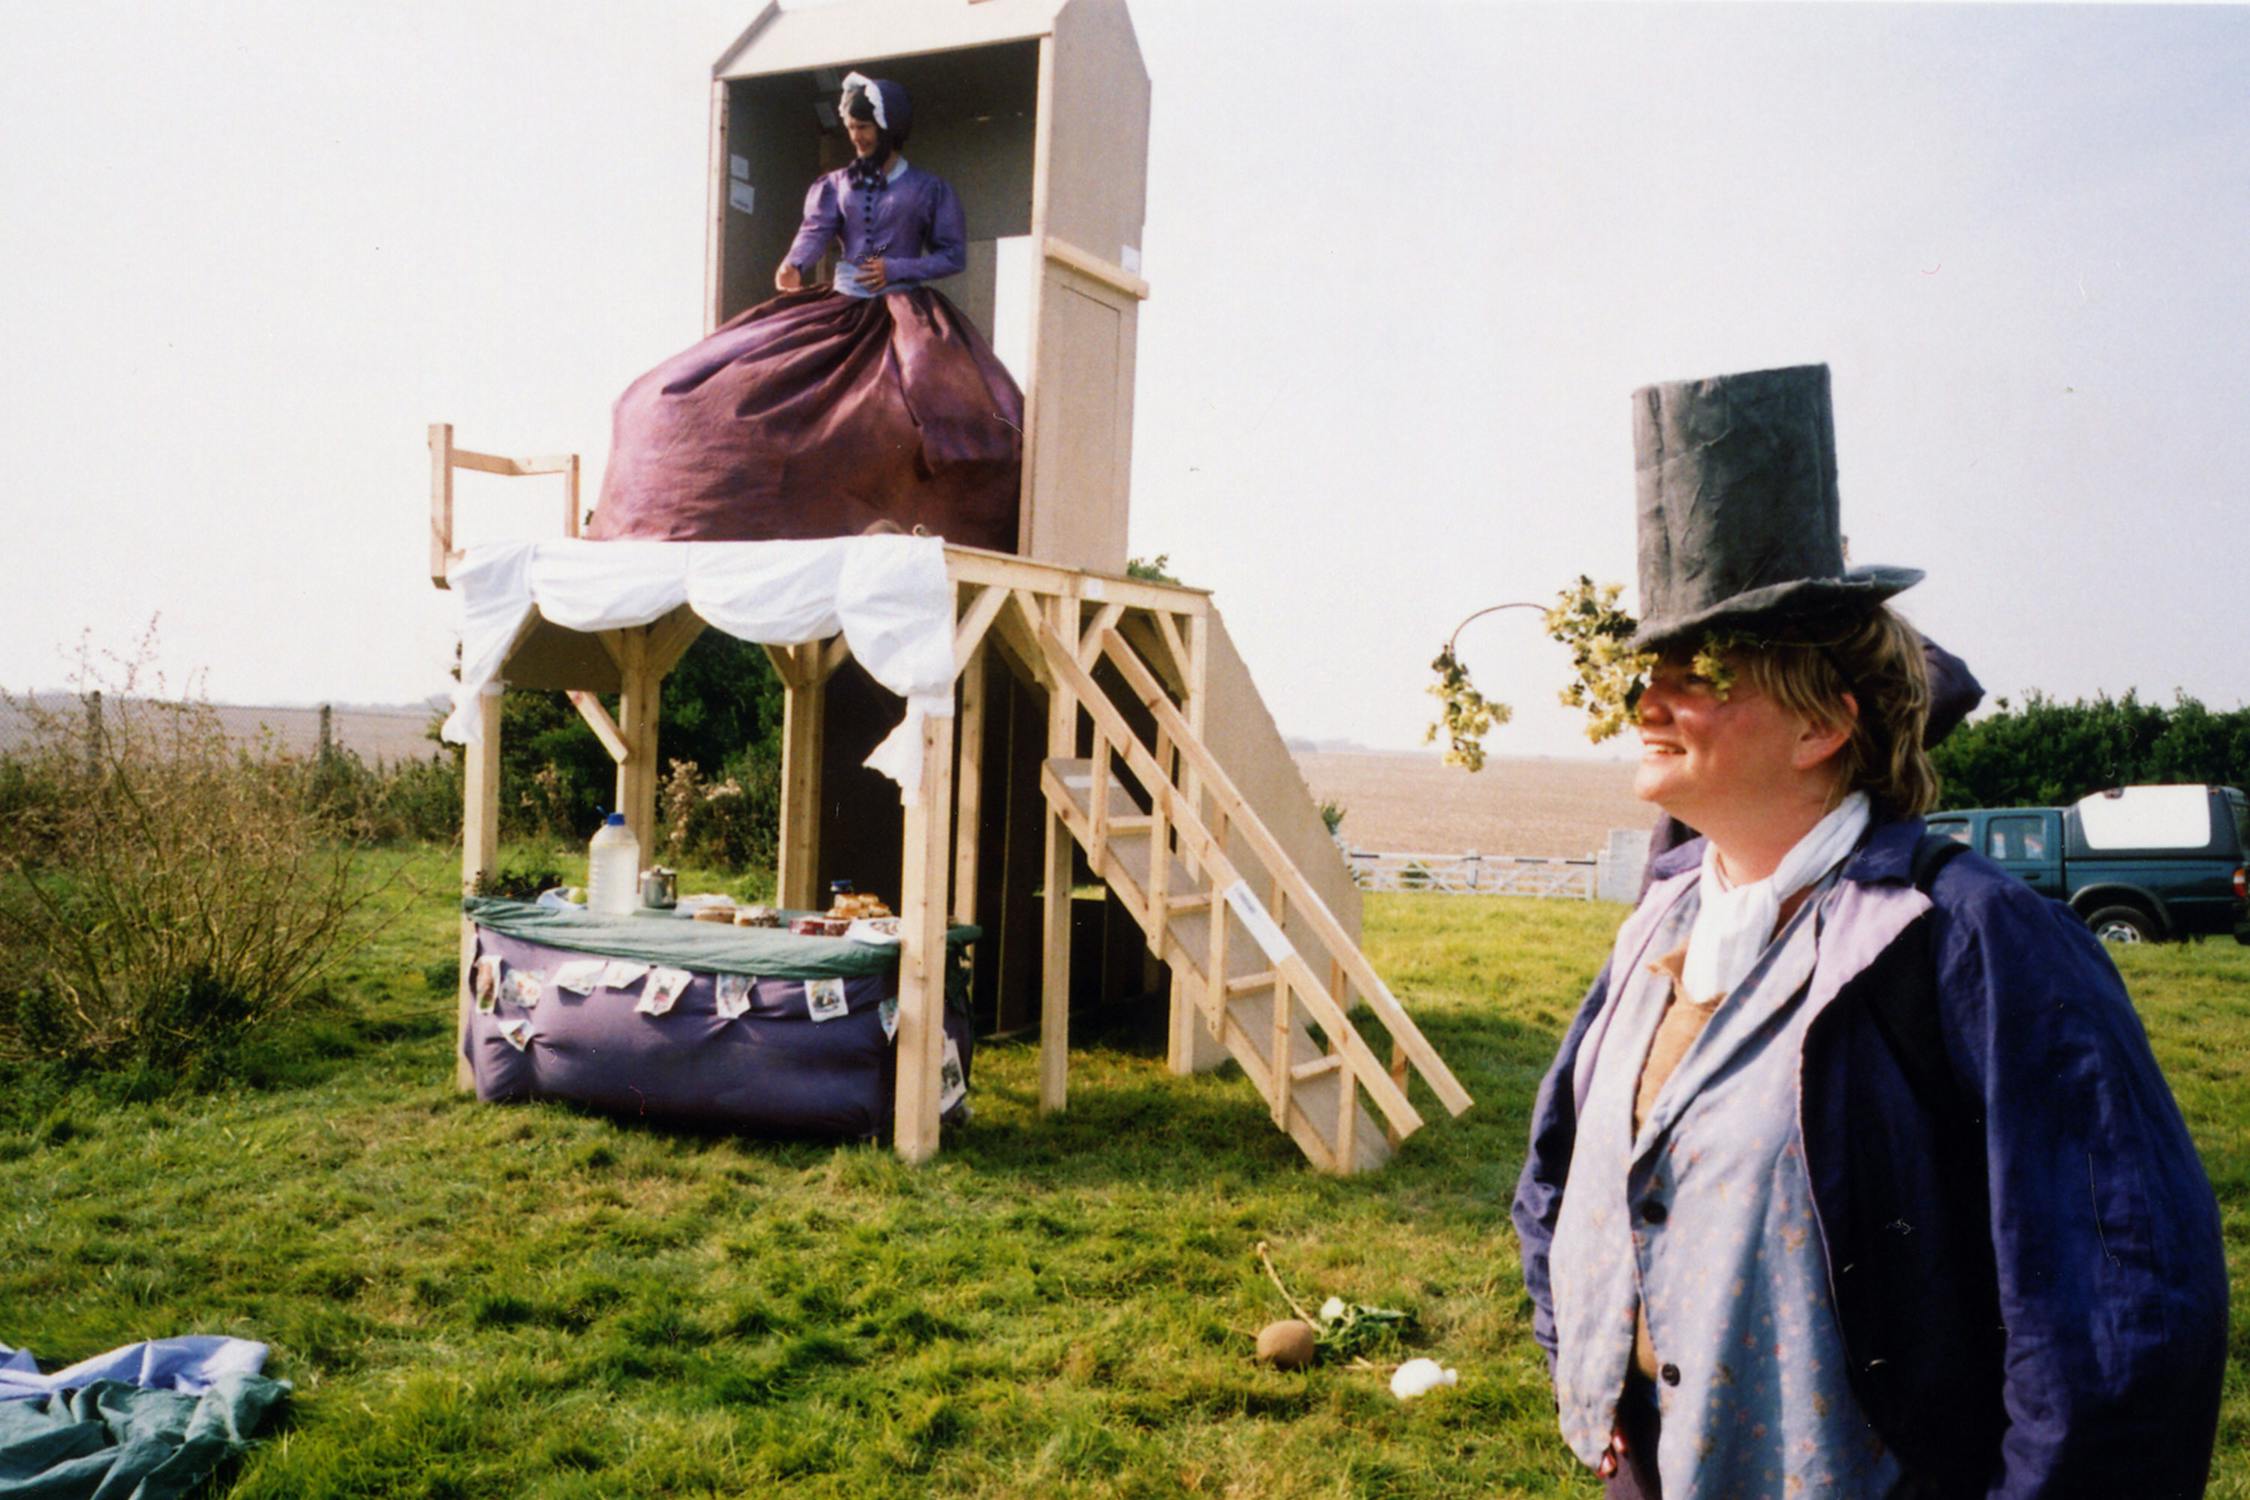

left=1683, top=791, right=1871, bottom=1003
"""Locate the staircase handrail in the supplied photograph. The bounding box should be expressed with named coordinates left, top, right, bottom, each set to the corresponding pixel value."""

left=1087, top=625, right=1474, bottom=1118
left=1033, top=616, right=1460, bottom=1137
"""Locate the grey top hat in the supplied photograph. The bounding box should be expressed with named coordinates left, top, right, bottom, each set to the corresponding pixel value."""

left=1628, top=362, right=1921, bottom=651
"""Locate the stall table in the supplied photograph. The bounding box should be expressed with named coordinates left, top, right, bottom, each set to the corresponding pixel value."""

left=461, top=897, right=976, bottom=1140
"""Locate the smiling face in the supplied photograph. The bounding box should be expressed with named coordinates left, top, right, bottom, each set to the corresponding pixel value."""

left=1633, top=650, right=1851, bottom=867
left=844, top=114, right=882, bottom=159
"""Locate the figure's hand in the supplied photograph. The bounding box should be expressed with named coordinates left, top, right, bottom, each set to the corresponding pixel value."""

left=859, top=255, right=888, bottom=291
left=775, top=262, right=804, bottom=292
left=1594, top=1425, right=1630, bottom=1480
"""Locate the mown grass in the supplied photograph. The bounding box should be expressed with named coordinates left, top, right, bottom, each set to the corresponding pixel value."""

left=1, top=851, right=2244, bottom=1497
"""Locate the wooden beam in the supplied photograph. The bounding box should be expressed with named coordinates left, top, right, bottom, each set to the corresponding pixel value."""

left=457, top=685, right=502, bottom=1091
left=1076, top=601, right=1126, bottom=670
left=777, top=672, right=824, bottom=910
left=647, top=605, right=705, bottom=677
left=446, top=448, right=578, bottom=478
left=816, top=634, right=853, bottom=683
left=893, top=706, right=956, bottom=1165
left=1038, top=596, right=1075, bottom=1115
left=567, top=690, right=631, bottom=765
left=762, top=641, right=807, bottom=691
left=429, top=423, right=455, bottom=588
left=953, top=651, right=987, bottom=927
left=614, top=628, right=660, bottom=854
left=944, top=544, right=1212, bottom=615
left=953, top=584, right=1009, bottom=672
left=1044, top=235, right=1152, bottom=301
left=989, top=589, right=1053, bottom=691
left=1170, top=611, right=1227, bottom=1074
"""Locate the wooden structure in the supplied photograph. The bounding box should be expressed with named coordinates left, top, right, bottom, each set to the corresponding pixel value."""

left=709, top=0, right=1149, bottom=572
left=424, top=0, right=1472, bottom=1171
left=429, top=455, right=1469, bottom=1171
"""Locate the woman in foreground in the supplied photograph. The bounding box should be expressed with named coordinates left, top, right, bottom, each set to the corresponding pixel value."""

left=1512, top=364, right=2226, bottom=1497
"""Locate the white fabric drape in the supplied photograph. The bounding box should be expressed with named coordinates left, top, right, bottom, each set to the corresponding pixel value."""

left=1683, top=791, right=1871, bottom=1002
left=440, top=535, right=956, bottom=804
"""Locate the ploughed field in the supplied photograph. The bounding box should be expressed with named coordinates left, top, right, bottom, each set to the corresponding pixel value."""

left=2, top=849, right=2244, bottom=1497
left=1296, top=750, right=1659, bottom=857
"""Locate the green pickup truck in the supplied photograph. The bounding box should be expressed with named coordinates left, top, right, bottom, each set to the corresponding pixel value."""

left=1926, top=784, right=2250, bottom=944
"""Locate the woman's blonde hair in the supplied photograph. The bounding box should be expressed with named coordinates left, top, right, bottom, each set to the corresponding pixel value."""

left=1733, top=606, right=1939, bottom=820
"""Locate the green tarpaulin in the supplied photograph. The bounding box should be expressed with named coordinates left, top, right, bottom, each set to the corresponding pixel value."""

left=0, top=1374, right=287, bottom=1499
left=461, top=897, right=977, bottom=979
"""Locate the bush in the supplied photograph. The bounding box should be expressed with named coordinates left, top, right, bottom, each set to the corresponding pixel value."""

left=1932, top=690, right=2250, bottom=809
left=0, top=646, right=390, bottom=1070
left=658, top=748, right=784, bottom=873
left=310, top=746, right=462, bottom=843
left=497, top=631, right=786, bottom=844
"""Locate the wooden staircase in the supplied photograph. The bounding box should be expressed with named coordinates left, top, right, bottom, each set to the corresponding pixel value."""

left=1031, top=615, right=1472, bottom=1173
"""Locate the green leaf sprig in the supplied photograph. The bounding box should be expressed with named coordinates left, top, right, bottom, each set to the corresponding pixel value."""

left=1546, top=577, right=1655, bottom=744
left=1425, top=644, right=1511, bottom=772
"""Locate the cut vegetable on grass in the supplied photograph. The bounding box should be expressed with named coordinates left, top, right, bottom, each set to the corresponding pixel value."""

left=1253, top=1240, right=1416, bottom=1368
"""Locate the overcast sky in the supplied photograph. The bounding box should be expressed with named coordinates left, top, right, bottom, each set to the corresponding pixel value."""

left=4, top=1, right=2245, bottom=759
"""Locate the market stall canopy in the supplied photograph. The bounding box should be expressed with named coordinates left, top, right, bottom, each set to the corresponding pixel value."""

left=440, top=534, right=957, bottom=801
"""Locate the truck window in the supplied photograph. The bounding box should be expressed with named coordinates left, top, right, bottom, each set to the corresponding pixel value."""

left=1988, top=815, right=2048, bottom=861
left=1929, top=818, right=1971, bottom=846
left=2228, top=790, right=2250, bottom=853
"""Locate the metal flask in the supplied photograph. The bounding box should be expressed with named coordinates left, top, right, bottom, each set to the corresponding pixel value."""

left=640, top=866, right=678, bottom=909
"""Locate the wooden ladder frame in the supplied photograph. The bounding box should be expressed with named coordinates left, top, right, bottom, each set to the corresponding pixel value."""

left=1027, top=614, right=1472, bottom=1171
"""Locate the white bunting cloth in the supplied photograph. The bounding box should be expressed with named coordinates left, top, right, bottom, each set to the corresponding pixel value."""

left=440, top=535, right=956, bottom=804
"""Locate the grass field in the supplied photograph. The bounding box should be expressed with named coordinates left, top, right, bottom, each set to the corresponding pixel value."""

left=2, top=850, right=2243, bottom=1497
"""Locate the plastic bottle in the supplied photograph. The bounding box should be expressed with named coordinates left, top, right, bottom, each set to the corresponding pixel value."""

left=587, top=813, right=641, bottom=917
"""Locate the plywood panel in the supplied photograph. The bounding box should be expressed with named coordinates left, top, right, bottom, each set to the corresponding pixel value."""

left=1200, top=612, right=1362, bottom=946
left=1042, top=0, right=1149, bottom=270
left=502, top=616, right=624, bottom=693
left=1024, top=278, right=1131, bottom=571
left=717, top=75, right=825, bottom=327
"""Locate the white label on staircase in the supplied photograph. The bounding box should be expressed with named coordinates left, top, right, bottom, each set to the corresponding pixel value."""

left=1222, top=879, right=1296, bottom=965
left=1081, top=577, right=1107, bottom=602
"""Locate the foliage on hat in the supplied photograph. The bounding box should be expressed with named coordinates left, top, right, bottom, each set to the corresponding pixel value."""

left=1425, top=645, right=1511, bottom=771
left=1428, top=578, right=1748, bottom=767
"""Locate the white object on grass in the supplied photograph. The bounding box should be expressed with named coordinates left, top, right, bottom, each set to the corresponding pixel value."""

left=1390, top=1358, right=1458, bottom=1400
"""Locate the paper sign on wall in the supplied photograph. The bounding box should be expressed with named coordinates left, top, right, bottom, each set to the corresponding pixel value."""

left=729, top=153, right=750, bottom=181
left=1120, top=245, right=1141, bottom=275
left=1222, top=879, right=1297, bottom=965
left=728, top=181, right=756, bottom=216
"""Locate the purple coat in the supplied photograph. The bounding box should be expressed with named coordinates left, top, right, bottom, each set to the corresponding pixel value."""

left=785, top=161, right=967, bottom=291
left=1513, top=818, right=2228, bottom=1497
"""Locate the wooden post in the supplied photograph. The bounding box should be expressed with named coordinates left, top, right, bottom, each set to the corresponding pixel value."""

left=1038, top=597, right=1075, bottom=1114
left=952, top=650, right=986, bottom=925
left=1168, top=611, right=1228, bottom=1073
left=893, top=707, right=957, bottom=1165
left=457, top=686, right=502, bottom=1092
left=775, top=647, right=824, bottom=911
left=1269, top=883, right=1291, bottom=1129
left=429, top=422, right=455, bottom=587
left=317, top=703, right=333, bottom=763
left=83, top=690, right=102, bottom=777
left=614, top=627, right=660, bottom=856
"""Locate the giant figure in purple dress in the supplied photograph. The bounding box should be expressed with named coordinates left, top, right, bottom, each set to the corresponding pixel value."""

left=592, top=73, right=1024, bottom=549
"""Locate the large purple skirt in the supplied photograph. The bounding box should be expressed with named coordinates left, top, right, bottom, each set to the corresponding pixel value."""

left=590, top=287, right=1023, bottom=549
